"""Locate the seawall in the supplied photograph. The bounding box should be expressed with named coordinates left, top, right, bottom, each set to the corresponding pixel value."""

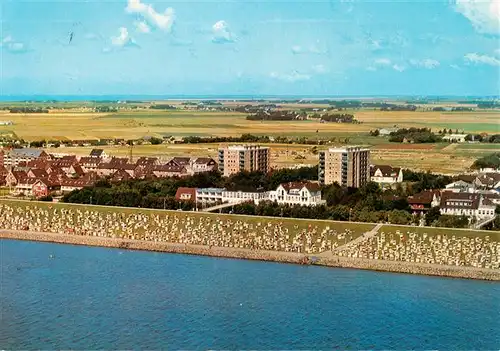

left=2, top=230, right=499, bottom=281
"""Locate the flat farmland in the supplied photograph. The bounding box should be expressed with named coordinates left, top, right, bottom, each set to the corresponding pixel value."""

left=1, top=109, right=498, bottom=142
left=47, top=141, right=474, bottom=173
left=455, top=143, right=500, bottom=151
left=354, top=110, right=500, bottom=133
left=1, top=107, right=498, bottom=173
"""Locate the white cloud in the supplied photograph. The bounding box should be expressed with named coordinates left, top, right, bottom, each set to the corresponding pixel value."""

left=110, top=27, right=138, bottom=48
left=495, top=48, right=500, bottom=56
left=1, top=35, right=29, bottom=53
left=366, top=66, right=377, bottom=71
left=291, top=42, right=327, bottom=55
left=369, top=39, right=382, bottom=50
left=392, top=64, right=406, bottom=72
left=170, top=37, right=193, bottom=47
left=374, top=58, right=391, bottom=66
left=212, top=20, right=236, bottom=43
left=450, top=64, right=461, bottom=70
left=410, top=59, right=441, bottom=69
left=126, top=0, right=175, bottom=32
left=84, top=33, right=100, bottom=40
left=270, top=71, right=311, bottom=82
left=454, top=0, right=500, bottom=35
left=134, top=21, right=151, bottom=33
left=311, top=64, right=328, bottom=74
left=464, top=52, right=500, bottom=66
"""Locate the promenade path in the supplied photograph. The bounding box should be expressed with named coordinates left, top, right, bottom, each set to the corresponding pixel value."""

left=473, top=215, right=497, bottom=230
left=319, top=223, right=383, bottom=257
left=201, top=200, right=246, bottom=213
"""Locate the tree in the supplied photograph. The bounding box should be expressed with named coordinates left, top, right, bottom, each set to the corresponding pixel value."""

left=471, top=153, right=500, bottom=170
left=388, top=210, right=412, bottom=225
left=425, top=206, right=441, bottom=226
left=435, top=215, right=469, bottom=228
left=149, top=137, right=163, bottom=145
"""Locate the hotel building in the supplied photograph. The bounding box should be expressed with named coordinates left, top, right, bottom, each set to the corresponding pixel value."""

left=319, top=146, right=370, bottom=187
left=218, top=145, right=270, bottom=177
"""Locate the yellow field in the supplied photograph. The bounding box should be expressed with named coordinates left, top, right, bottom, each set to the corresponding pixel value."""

left=1, top=107, right=498, bottom=173
left=1, top=109, right=498, bottom=141
left=44, top=141, right=495, bottom=173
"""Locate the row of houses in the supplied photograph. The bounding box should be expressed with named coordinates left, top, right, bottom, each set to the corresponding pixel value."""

left=408, top=190, right=499, bottom=221
left=175, top=182, right=326, bottom=207
left=3, top=168, right=99, bottom=198
left=407, top=173, right=500, bottom=222
left=0, top=147, right=405, bottom=187
left=0, top=148, right=218, bottom=198
left=0, top=148, right=218, bottom=176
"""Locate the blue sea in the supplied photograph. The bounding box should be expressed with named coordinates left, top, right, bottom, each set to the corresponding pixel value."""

left=1, top=240, right=499, bottom=350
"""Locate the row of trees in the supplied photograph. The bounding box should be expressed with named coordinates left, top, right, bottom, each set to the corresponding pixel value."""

left=246, top=111, right=306, bottom=121
left=221, top=201, right=416, bottom=225
left=62, top=166, right=319, bottom=205
left=388, top=128, right=441, bottom=143
left=471, top=153, right=500, bottom=170
left=371, top=128, right=500, bottom=144
left=317, top=114, right=357, bottom=123
left=465, top=134, right=500, bottom=143
left=62, top=166, right=463, bottom=226
left=6, top=107, right=49, bottom=113
left=94, top=106, right=118, bottom=113
left=182, top=134, right=269, bottom=144
left=380, top=104, right=417, bottom=111
left=150, top=104, right=176, bottom=110
left=182, top=133, right=336, bottom=145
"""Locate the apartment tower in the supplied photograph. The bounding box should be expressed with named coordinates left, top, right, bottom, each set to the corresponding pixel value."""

left=319, top=146, right=370, bottom=187
left=218, top=145, right=270, bottom=177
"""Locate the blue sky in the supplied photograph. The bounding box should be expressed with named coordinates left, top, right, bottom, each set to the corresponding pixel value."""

left=1, top=0, right=499, bottom=96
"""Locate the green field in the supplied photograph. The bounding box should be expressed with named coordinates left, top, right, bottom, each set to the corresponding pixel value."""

left=456, top=143, right=500, bottom=151
left=1, top=103, right=499, bottom=173
left=380, top=224, right=500, bottom=242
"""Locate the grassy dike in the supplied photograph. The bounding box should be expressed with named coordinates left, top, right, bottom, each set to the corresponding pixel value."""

left=1, top=199, right=499, bottom=281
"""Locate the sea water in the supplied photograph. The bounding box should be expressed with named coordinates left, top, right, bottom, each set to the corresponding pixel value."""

left=1, top=239, right=499, bottom=349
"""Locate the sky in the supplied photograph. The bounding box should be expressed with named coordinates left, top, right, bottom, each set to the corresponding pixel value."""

left=1, top=0, right=499, bottom=96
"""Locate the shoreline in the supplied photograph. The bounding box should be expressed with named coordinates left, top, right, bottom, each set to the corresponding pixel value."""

left=2, top=230, right=499, bottom=281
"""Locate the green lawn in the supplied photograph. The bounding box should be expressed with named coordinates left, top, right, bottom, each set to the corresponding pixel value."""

left=422, top=122, right=500, bottom=133
left=0, top=188, right=10, bottom=196
left=456, top=143, right=500, bottom=151
left=0, top=199, right=374, bottom=244
left=1, top=199, right=497, bottom=242
left=380, top=224, right=500, bottom=241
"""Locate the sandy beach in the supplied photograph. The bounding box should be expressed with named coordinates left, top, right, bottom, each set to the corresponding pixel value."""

left=2, top=229, right=499, bottom=281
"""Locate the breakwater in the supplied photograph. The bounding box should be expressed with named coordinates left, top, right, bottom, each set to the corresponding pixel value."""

left=2, top=230, right=500, bottom=281
left=0, top=200, right=499, bottom=280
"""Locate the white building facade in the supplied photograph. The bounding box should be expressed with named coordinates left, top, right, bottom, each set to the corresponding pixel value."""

left=370, top=165, right=403, bottom=185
